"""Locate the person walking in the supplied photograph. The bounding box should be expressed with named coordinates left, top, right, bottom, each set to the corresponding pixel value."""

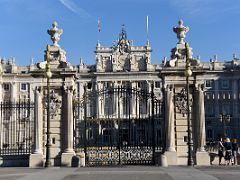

left=232, top=138, right=238, bottom=165
left=218, top=137, right=224, bottom=165
left=224, top=138, right=232, bottom=166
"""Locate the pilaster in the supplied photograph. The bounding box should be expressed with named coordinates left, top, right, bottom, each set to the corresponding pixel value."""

left=195, top=84, right=210, bottom=165
left=164, top=85, right=177, bottom=165
left=29, top=87, right=44, bottom=168
left=61, top=86, right=75, bottom=167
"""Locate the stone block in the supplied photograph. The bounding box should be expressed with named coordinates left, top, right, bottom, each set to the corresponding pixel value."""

left=177, top=157, right=188, bottom=165
left=61, top=152, right=75, bottom=167
left=196, top=151, right=210, bottom=166
left=164, top=151, right=177, bottom=165
left=176, top=132, right=187, bottom=139
left=176, top=139, right=187, bottom=146
left=75, top=152, right=86, bottom=167
left=177, top=145, right=188, bottom=152
left=175, top=120, right=188, bottom=126
left=176, top=126, right=188, bottom=132
left=29, top=154, right=44, bottom=168
left=176, top=113, right=186, bottom=119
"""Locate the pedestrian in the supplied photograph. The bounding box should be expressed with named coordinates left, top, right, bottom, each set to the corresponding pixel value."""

left=232, top=138, right=238, bottom=165
left=218, top=137, right=224, bottom=165
left=224, top=137, right=232, bottom=166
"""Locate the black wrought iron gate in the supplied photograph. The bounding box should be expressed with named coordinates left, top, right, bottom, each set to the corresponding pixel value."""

left=74, top=85, right=164, bottom=166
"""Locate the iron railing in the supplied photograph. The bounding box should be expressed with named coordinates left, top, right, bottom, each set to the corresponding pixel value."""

left=0, top=101, right=35, bottom=156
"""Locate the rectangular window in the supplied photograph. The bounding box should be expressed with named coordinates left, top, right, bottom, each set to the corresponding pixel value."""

left=3, top=83, right=10, bottom=91
left=205, top=80, right=213, bottom=88
left=155, top=81, right=161, bottom=88
left=21, top=83, right=27, bottom=91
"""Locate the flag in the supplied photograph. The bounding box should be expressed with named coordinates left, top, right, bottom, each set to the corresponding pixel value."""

left=98, top=17, right=100, bottom=32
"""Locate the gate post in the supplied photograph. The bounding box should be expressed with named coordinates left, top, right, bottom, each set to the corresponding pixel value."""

left=195, top=84, right=210, bottom=165
left=61, top=86, right=76, bottom=167
left=29, top=87, right=44, bottom=168
left=164, top=85, right=177, bottom=165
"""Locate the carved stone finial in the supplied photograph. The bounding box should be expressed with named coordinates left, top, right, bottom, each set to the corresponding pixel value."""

left=47, top=21, right=63, bottom=47
left=173, top=20, right=189, bottom=44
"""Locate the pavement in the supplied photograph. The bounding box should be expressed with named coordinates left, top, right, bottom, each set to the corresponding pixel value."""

left=0, top=166, right=240, bottom=180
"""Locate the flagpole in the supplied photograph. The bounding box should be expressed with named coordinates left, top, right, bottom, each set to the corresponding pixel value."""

left=97, top=17, right=100, bottom=45
left=146, top=15, right=149, bottom=45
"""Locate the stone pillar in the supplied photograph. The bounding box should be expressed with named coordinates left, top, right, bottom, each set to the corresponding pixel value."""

left=165, top=86, right=175, bottom=151
left=195, top=84, right=210, bottom=165
left=29, top=87, right=44, bottom=168
left=164, top=85, right=177, bottom=165
left=10, top=82, right=17, bottom=145
left=97, top=82, right=103, bottom=118
left=131, top=82, right=137, bottom=117
left=113, top=81, right=118, bottom=118
left=10, top=82, right=17, bottom=102
left=61, top=87, right=75, bottom=167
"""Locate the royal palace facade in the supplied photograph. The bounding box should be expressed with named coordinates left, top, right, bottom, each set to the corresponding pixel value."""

left=0, top=20, right=239, bottom=167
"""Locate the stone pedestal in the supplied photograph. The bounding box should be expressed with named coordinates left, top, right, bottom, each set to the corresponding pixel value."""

left=61, top=152, right=75, bottom=167
left=164, top=151, right=177, bottom=165
left=196, top=151, right=210, bottom=166
left=29, top=154, right=44, bottom=168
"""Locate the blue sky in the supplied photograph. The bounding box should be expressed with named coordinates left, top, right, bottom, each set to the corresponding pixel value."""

left=0, top=0, right=239, bottom=65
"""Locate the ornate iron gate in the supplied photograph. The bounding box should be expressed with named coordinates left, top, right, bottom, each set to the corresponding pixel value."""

left=0, top=101, right=35, bottom=156
left=74, top=86, right=164, bottom=166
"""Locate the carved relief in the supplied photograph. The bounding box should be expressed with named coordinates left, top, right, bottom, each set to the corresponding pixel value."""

left=44, top=90, right=62, bottom=118
left=175, top=88, right=192, bottom=115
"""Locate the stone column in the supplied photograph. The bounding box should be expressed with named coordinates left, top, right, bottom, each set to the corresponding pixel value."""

left=164, top=85, right=177, bottom=165
left=10, top=82, right=17, bottom=145
left=196, top=85, right=206, bottom=151
left=97, top=82, right=103, bottom=118
left=131, top=82, right=137, bottom=117
left=61, top=87, right=75, bottom=167
left=10, top=82, right=17, bottom=102
left=29, top=87, right=44, bottom=168
left=165, top=86, right=175, bottom=151
left=113, top=81, right=118, bottom=118
left=33, top=87, right=43, bottom=154
left=195, top=84, right=210, bottom=165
